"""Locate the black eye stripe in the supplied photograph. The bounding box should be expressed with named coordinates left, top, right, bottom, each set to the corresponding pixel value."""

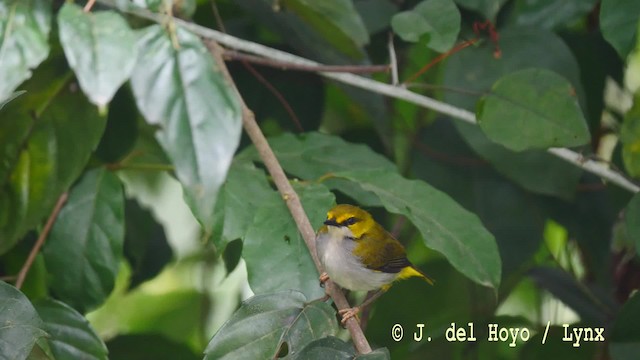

left=341, top=217, right=359, bottom=226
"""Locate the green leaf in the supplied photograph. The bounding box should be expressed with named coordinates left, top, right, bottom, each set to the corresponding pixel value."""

left=412, top=121, right=544, bottom=278
left=130, top=25, right=242, bottom=235
left=0, top=281, right=48, bottom=360
left=336, top=170, right=502, bottom=289
left=391, top=0, right=461, bottom=52
left=507, top=0, right=598, bottom=30
left=34, top=299, right=108, bottom=360
left=293, top=336, right=389, bottom=359
left=477, top=68, right=589, bottom=151
left=124, top=199, right=172, bottom=289
left=0, top=56, right=107, bottom=254
left=58, top=3, right=136, bottom=107
left=282, top=0, right=369, bottom=57
left=204, top=290, right=338, bottom=360
left=455, top=121, right=582, bottom=199
left=453, top=0, right=506, bottom=21
left=600, top=0, right=640, bottom=59
left=0, top=90, right=26, bottom=110
left=624, top=193, right=640, bottom=257
left=239, top=132, right=395, bottom=206
left=212, top=161, right=280, bottom=251
left=620, top=97, right=640, bottom=178
left=43, top=168, right=124, bottom=312
left=243, top=183, right=334, bottom=299
left=443, top=27, right=584, bottom=199
left=391, top=12, right=432, bottom=43
left=610, top=293, right=640, bottom=360
left=0, top=0, right=51, bottom=103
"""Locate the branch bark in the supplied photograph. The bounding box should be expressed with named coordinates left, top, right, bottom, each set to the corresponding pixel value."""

left=16, top=192, right=68, bottom=289
left=204, top=40, right=373, bottom=354
left=101, top=0, right=639, bottom=194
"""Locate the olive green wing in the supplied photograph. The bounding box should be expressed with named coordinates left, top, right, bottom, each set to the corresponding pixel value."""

left=354, top=226, right=412, bottom=274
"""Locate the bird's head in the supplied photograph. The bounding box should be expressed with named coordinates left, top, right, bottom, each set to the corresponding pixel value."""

left=323, top=204, right=375, bottom=239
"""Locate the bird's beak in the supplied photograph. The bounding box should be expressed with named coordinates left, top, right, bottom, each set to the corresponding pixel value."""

left=324, top=219, right=339, bottom=227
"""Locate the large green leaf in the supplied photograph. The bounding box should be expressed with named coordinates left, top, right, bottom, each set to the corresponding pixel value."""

left=600, top=0, right=640, bottom=59
left=239, top=132, right=394, bottom=206
left=204, top=290, right=338, bottom=360
left=0, top=0, right=51, bottom=103
left=57, top=3, right=136, bottom=108
left=281, top=0, right=369, bottom=58
left=610, top=293, right=640, bottom=360
left=212, top=161, right=280, bottom=252
left=624, top=193, right=640, bottom=257
left=620, top=96, right=640, bottom=178
left=411, top=121, right=544, bottom=278
left=243, top=183, right=334, bottom=299
left=130, top=25, right=242, bottom=235
left=0, top=281, right=48, bottom=360
left=477, top=68, right=589, bottom=151
left=391, top=0, right=461, bottom=53
left=443, top=27, right=584, bottom=199
left=43, top=168, right=124, bottom=312
left=34, top=299, right=108, bottom=360
left=0, top=57, right=106, bottom=254
left=337, top=170, right=501, bottom=290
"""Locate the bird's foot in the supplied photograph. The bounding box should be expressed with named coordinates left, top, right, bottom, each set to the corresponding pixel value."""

left=319, top=272, right=330, bottom=288
left=338, top=306, right=361, bottom=325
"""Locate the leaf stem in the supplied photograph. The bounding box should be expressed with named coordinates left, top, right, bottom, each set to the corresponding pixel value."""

left=224, top=50, right=390, bottom=74
left=15, top=192, right=68, bottom=289
left=205, top=39, right=374, bottom=354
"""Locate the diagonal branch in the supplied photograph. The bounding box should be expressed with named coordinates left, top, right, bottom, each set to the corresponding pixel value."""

left=16, top=192, right=68, bottom=289
left=101, top=0, right=639, bottom=194
left=204, top=40, right=373, bottom=354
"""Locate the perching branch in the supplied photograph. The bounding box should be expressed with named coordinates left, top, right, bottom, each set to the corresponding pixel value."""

left=224, top=50, right=390, bottom=74
left=101, top=0, right=640, bottom=194
left=15, top=192, right=68, bottom=289
left=204, top=40, right=374, bottom=354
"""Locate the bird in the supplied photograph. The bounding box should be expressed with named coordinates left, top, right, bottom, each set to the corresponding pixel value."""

left=316, top=204, right=433, bottom=323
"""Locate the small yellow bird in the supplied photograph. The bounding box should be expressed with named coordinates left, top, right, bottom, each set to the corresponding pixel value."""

left=316, top=204, right=433, bottom=323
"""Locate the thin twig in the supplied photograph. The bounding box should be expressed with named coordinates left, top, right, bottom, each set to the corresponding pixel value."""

left=388, top=33, right=399, bottom=86
left=224, top=50, right=390, bottom=74
left=83, top=0, right=97, bottom=12
left=204, top=40, right=373, bottom=354
left=15, top=192, right=68, bottom=289
left=210, top=0, right=226, bottom=33
left=240, top=60, right=304, bottom=132
left=403, top=39, right=478, bottom=85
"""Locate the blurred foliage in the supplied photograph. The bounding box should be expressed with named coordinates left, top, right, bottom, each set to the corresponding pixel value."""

left=1, top=0, right=640, bottom=359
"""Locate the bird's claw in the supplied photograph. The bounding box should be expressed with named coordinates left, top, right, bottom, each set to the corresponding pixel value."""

left=338, top=307, right=361, bottom=325
left=319, top=272, right=330, bottom=288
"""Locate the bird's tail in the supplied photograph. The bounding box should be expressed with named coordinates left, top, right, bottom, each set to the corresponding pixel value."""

left=398, top=265, right=435, bottom=285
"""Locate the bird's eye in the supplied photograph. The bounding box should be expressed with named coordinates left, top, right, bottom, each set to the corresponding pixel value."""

left=344, top=217, right=358, bottom=226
